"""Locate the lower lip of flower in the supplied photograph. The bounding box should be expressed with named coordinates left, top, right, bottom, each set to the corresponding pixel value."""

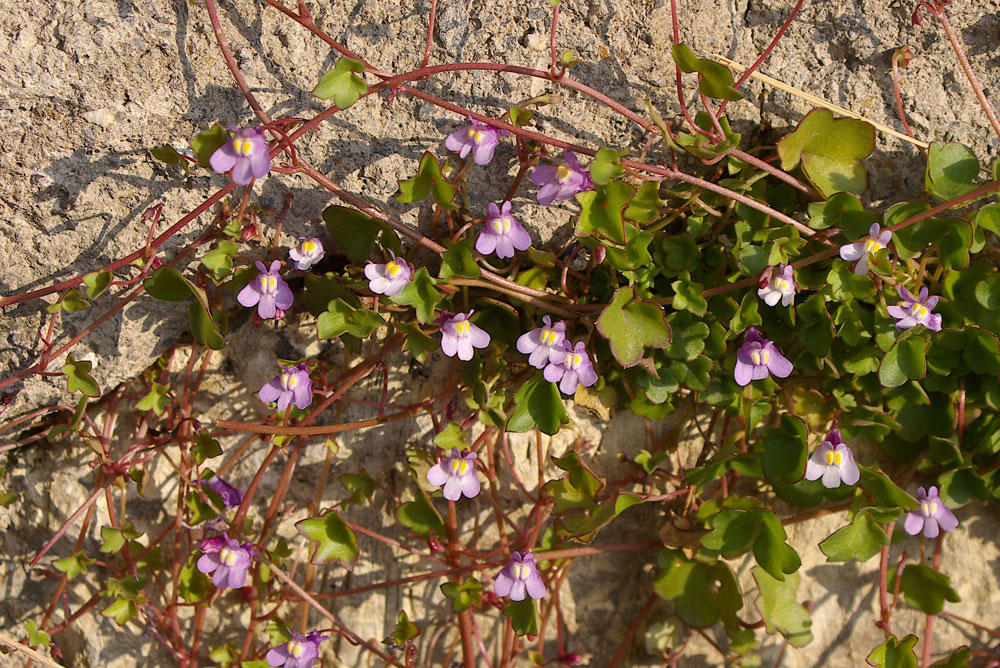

left=289, top=642, right=305, bottom=658
left=302, top=241, right=317, bottom=254
left=386, top=261, right=401, bottom=277
left=913, top=304, right=928, bottom=318
left=556, top=165, right=571, bottom=182
left=864, top=239, right=883, bottom=254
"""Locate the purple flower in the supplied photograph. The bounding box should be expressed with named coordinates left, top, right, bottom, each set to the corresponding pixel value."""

left=259, top=363, right=313, bottom=411
left=529, top=151, right=594, bottom=206
left=733, top=327, right=793, bottom=387
left=903, top=486, right=959, bottom=539
left=445, top=118, right=501, bottom=166
left=289, top=238, right=325, bottom=271
left=197, top=535, right=254, bottom=589
left=839, top=223, right=892, bottom=275
left=426, top=447, right=481, bottom=501
left=238, top=260, right=294, bottom=319
left=210, top=126, right=271, bottom=185
left=804, top=428, right=859, bottom=488
left=757, top=264, right=796, bottom=307
left=204, top=476, right=244, bottom=508
left=517, top=316, right=567, bottom=369
left=364, top=253, right=413, bottom=297
left=477, top=201, right=532, bottom=259
left=494, top=552, right=545, bottom=601
left=887, top=286, right=942, bottom=332
left=543, top=340, right=598, bottom=395
left=266, top=632, right=325, bottom=668
left=439, top=311, right=491, bottom=361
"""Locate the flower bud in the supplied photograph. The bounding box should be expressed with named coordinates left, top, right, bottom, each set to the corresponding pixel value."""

left=241, top=223, right=258, bottom=241
left=560, top=653, right=583, bottom=666
left=592, top=246, right=606, bottom=264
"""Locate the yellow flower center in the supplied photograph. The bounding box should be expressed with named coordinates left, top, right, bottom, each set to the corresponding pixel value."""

left=568, top=353, right=583, bottom=370
left=751, top=349, right=770, bottom=366
left=220, top=547, right=237, bottom=566
left=492, top=217, right=512, bottom=234
left=913, top=304, right=928, bottom=318
left=823, top=450, right=843, bottom=466
left=233, top=138, right=254, bottom=156
left=281, top=372, right=298, bottom=390
left=556, top=165, right=571, bottom=182
left=473, top=130, right=484, bottom=143
left=775, top=278, right=788, bottom=291
left=540, top=329, right=558, bottom=345
left=260, top=275, right=277, bottom=292
left=467, top=128, right=475, bottom=138
left=864, top=238, right=883, bottom=255
left=450, top=458, right=469, bottom=475
left=512, top=563, right=530, bottom=580
left=929, top=502, right=937, bottom=515
left=302, top=240, right=316, bottom=254
left=456, top=320, right=470, bottom=336
left=289, top=642, right=305, bottom=658
left=386, top=261, right=401, bottom=277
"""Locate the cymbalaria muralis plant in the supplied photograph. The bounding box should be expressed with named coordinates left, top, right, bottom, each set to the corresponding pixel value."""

left=2, top=0, right=1000, bottom=667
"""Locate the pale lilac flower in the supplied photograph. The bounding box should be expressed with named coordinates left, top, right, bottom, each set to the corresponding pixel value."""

left=804, top=428, right=859, bottom=488
left=238, top=260, right=293, bottom=319
left=517, top=316, right=567, bottom=369
left=530, top=151, right=594, bottom=206
left=266, top=632, right=325, bottom=668
left=439, top=311, right=490, bottom=361
left=543, top=340, right=598, bottom=395
left=210, top=126, right=271, bottom=185
left=259, top=363, right=313, bottom=411
left=205, top=476, right=244, bottom=508
left=427, top=447, right=480, bottom=501
left=364, top=253, right=413, bottom=297
left=477, top=201, right=532, bottom=259
left=887, top=286, right=942, bottom=332
left=757, top=264, right=796, bottom=307
left=197, top=535, right=254, bottom=589
left=445, top=118, right=501, bottom=166
left=494, top=552, right=545, bottom=601
left=904, top=486, right=959, bottom=539
left=733, top=327, right=793, bottom=387
left=839, top=223, right=892, bottom=275
left=289, top=238, right=325, bottom=271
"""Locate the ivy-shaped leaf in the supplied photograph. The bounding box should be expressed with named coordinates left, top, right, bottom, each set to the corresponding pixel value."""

left=393, top=610, right=420, bottom=645
left=893, top=563, right=960, bottom=614
left=192, top=430, right=222, bottom=463
left=340, top=471, right=377, bottom=507
left=925, top=142, right=979, bottom=202
left=819, top=507, right=894, bottom=562
left=102, top=597, right=140, bottom=627
left=396, top=489, right=446, bottom=537
left=508, top=105, right=534, bottom=127
left=761, top=414, right=808, bottom=483
left=201, top=240, right=238, bottom=281
left=589, top=148, right=628, bottom=185
left=323, top=205, right=393, bottom=262
left=575, top=181, right=636, bottom=244
left=671, top=272, right=707, bottom=316
left=441, top=578, right=484, bottom=613
left=777, top=109, right=875, bottom=197
left=136, top=383, right=171, bottom=416
left=313, top=57, right=368, bottom=109
left=48, top=288, right=90, bottom=313
left=295, top=509, right=359, bottom=570
left=866, top=635, right=918, bottom=668
left=503, top=598, right=539, bottom=637
left=190, top=124, right=227, bottom=168
left=100, top=523, right=144, bottom=553
left=317, top=299, right=385, bottom=339
left=390, top=268, right=442, bottom=324
left=440, top=239, right=481, bottom=278
left=930, top=647, right=971, bottom=668
left=54, top=551, right=93, bottom=580
left=671, top=44, right=744, bottom=101
left=63, top=354, right=100, bottom=397
left=189, top=302, right=226, bottom=350
left=506, top=375, right=568, bottom=436
left=753, top=567, right=813, bottom=647
left=596, top=287, right=671, bottom=367
left=878, top=331, right=928, bottom=388
left=654, top=550, right=742, bottom=629
left=83, top=270, right=113, bottom=299
left=24, top=620, right=51, bottom=648
left=398, top=321, right=438, bottom=363
left=394, top=152, right=458, bottom=210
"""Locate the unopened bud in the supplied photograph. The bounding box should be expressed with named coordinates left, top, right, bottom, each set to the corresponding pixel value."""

left=894, top=46, right=915, bottom=68
left=560, top=653, right=583, bottom=666
left=592, top=246, right=606, bottom=264
left=428, top=531, right=442, bottom=553
left=241, top=223, right=258, bottom=241
left=150, top=257, right=164, bottom=270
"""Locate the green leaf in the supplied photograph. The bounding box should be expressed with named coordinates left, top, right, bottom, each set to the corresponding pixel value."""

left=503, top=598, right=539, bottom=637
left=440, top=239, right=481, bottom=279
left=506, top=375, right=568, bottom=435
left=322, top=205, right=387, bottom=262
left=671, top=44, right=743, bottom=101
left=312, top=57, right=368, bottom=109
left=596, top=287, right=671, bottom=367
left=393, top=610, right=420, bottom=645
left=777, top=108, right=875, bottom=197
left=929, top=647, right=971, bottom=668
left=63, top=354, right=100, bottom=397
left=664, top=312, right=708, bottom=361
left=100, top=522, right=143, bottom=553
left=974, top=202, right=1000, bottom=235
left=761, top=415, right=808, bottom=484
left=674, top=113, right=742, bottom=159
left=752, top=567, right=813, bottom=647
left=574, top=181, right=636, bottom=244
left=654, top=550, right=742, bottom=629
left=624, top=181, right=661, bottom=223
left=24, top=620, right=50, bottom=648
left=189, top=301, right=226, bottom=350
left=83, top=270, right=113, bottom=299
left=728, top=292, right=762, bottom=336
left=434, top=423, right=469, bottom=450
left=144, top=266, right=192, bottom=301
left=440, top=577, right=484, bottom=613
left=136, top=383, right=171, bottom=416
left=295, top=510, right=359, bottom=570
left=925, top=142, right=979, bottom=202
left=191, top=124, right=228, bottom=168
left=866, top=635, right=918, bottom=668
left=389, top=268, right=441, bottom=324
left=590, top=148, right=627, bottom=185
left=178, top=562, right=211, bottom=603
left=192, top=430, right=223, bottom=463
left=201, top=241, right=238, bottom=281
left=937, top=467, right=987, bottom=508
left=807, top=192, right=877, bottom=231
left=671, top=272, right=707, bottom=316
left=819, top=508, right=892, bottom=562
left=858, top=466, right=919, bottom=510
left=895, top=563, right=960, bottom=614
left=508, top=105, right=534, bottom=127
left=396, top=490, right=446, bottom=537
left=878, top=333, right=927, bottom=388
left=340, top=471, right=377, bottom=507
left=151, top=145, right=181, bottom=165
left=394, top=152, right=457, bottom=210
left=54, top=288, right=89, bottom=312
left=398, top=321, right=438, bottom=363
left=102, top=597, right=139, bottom=626
left=317, top=299, right=385, bottom=339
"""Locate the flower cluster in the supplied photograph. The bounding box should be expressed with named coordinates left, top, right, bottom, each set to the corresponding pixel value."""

left=804, top=428, right=859, bottom=488
left=494, top=552, right=545, bottom=601
left=259, top=363, right=313, bottom=412
left=903, top=486, right=959, bottom=539
left=888, top=286, right=942, bottom=331
left=427, top=447, right=481, bottom=501
left=734, top=327, right=793, bottom=386
left=210, top=126, right=271, bottom=185
left=239, top=261, right=293, bottom=320
left=840, top=223, right=892, bottom=275
left=197, top=535, right=254, bottom=590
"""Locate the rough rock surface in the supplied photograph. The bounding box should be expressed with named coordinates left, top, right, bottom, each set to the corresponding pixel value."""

left=2, top=0, right=1000, bottom=666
